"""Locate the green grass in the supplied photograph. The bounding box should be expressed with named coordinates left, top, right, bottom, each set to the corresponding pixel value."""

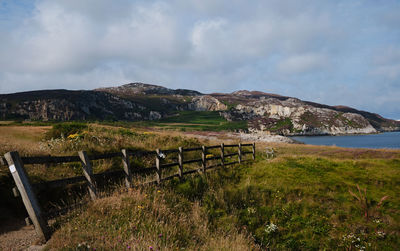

left=45, top=144, right=400, bottom=250
left=133, top=111, right=248, bottom=131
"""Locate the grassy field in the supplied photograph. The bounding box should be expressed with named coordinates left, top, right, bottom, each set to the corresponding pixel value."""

left=133, top=111, right=248, bottom=131
left=0, top=123, right=399, bottom=250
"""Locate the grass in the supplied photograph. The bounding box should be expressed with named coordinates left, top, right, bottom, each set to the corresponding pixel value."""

left=43, top=145, right=400, bottom=250
left=133, top=111, right=248, bottom=132
left=1, top=123, right=399, bottom=250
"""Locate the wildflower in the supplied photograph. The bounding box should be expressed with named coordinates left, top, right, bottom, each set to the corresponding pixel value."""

left=157, top=190, right=161, bottom=193
left=376, top=231, right=386, bottom=238
left=149, top=246, right=153, bottom=250
left=158, top=234, right=163, bottom=238
left=265, top=222, right=278, bottom=234
left=206, top=154, right=214, bottom=158
left=67, top=133, right=80, bottom=139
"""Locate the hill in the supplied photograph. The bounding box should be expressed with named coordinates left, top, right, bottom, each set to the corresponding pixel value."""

left=0, top=83, right=399, bottom=135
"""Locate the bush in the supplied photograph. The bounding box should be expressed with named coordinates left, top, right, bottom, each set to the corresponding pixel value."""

left=45, top=122, right=87, bottom=139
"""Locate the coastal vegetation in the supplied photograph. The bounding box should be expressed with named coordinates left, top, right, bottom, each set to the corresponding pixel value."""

left=0, top=123, right=399, bottom=249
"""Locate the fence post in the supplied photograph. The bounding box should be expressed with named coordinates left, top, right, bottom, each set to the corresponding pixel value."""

left=121, top=149, right=132, bottom=188
left=220, top=143, right=225, bottom=167
left=156, top=149, right=161, bottom=184
left=78, top=151, right=97, bottom=200
left=201, top=146, right=206, bottom=173
left=238, top=143, right=242, bottom=164
left=178, top=147, right=183, bottom=179
left=4, top=151, right=50, bottom=241
left=252, top=142, right=256, bottom=160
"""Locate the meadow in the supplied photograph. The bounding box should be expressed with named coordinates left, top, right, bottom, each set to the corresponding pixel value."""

left=0, top=122, right=399, bottom=250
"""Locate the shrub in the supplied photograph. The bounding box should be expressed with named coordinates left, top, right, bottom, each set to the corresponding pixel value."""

left=45, top=122, right=87, bottom=139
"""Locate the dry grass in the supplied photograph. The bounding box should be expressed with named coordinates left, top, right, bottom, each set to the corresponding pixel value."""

left=46, top=186, right=258, bottom=250
left=0, top=126, right=50, bottom=156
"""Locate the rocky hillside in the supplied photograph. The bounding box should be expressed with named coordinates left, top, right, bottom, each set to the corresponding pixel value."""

left=1, top=83, right=399, bottom=135
left=0, top=89, right=162, bottom=121
left=211, top=90, right=399, bottom=135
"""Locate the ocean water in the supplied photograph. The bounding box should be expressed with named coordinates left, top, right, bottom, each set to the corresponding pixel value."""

left=290, top=131, right=400, bottom=149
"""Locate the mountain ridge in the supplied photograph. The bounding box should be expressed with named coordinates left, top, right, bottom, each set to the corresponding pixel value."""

left=1, top=83, right=399, bottom=135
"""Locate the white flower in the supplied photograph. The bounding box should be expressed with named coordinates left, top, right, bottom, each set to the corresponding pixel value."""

left=265, top=222, right=278, bottom=234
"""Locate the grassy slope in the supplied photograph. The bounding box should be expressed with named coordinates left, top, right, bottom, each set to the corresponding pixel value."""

left=0, top=124, right=399, bottom=250
left=46, top=144, right=400, bottom=250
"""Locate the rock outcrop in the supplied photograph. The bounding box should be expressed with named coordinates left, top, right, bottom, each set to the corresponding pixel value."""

left=188, top=96, right=228, bottom=111
left=221, top=96, right=378, bottom=135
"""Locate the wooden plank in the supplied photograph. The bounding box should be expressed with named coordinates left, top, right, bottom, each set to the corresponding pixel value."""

left=78, top=151, right=97, bottom=200
left=21, top=155, right=80, bottom=165
left=178, top=147, right=183, bottom=179
left=183, top=147, right=202, bottom=152
left=221, top=143, right=225, bottom=168
left=206, top=145, right=220, bottom=149
left=241, top=143, right=253, bottom=146
left=252, top=142, right=256, bottom=160
left=4, top=151, right=51, bottom=241
left=182, top=158, right=202, bottom=164
left=238, top=143, right=242, bottom=164
left=155, top=149, right=161, bottom=184
left=121, top=149, right=132, bottom=188
left=201, top=146, right=206, bottom=173
left=90, top=152, right=122, bottom=160
left=224, top=144, right=238, bottom=148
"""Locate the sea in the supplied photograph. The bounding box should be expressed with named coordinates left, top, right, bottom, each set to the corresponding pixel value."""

left=290, top=131, right=400, bottom=149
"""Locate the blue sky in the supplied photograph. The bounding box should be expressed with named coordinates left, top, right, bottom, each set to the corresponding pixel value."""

left=0, top=0, right=399, bottom=119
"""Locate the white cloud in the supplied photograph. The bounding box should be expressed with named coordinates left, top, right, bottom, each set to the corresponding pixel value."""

left=0, top=0, right=399, bottom=118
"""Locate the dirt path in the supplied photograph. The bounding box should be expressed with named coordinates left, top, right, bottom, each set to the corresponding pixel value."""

left=0, top=218, right=44, bottom=251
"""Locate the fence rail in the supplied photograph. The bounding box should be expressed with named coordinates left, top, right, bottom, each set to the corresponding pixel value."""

left=3, top=142, right=256, bottom=241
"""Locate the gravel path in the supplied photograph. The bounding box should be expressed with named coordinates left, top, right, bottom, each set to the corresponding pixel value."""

left=0, top=218, right=44, bottom=251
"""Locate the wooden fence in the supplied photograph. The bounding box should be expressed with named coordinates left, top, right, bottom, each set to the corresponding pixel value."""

left=3, top=142, right=255, bottom=241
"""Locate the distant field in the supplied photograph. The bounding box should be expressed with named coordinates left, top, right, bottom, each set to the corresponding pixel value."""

left=133, top=111, right=248, bottom=131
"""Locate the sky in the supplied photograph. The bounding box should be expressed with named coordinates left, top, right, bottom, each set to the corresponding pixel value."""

left=0, top=0, right=399, bottom=119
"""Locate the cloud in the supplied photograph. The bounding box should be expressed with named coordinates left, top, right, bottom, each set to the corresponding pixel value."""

left=0, top=0, right=399, bottom=119
left=277, top=53, right=329, bottom=74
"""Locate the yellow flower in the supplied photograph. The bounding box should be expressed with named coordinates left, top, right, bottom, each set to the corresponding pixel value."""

left=143, top=132, right=152, bottom=135
left=157, top=190, right=161, bottom=193
left=67, top=133, right=80, bottom=139
left=206, top=154, right=214, bottom=158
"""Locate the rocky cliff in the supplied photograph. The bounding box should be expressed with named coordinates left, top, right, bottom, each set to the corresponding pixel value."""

left=1, top=83, right=399, bottom=135
left=0, top=89, right=160, bottom=121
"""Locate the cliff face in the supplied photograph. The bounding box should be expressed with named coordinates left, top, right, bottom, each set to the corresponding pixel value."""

left=1, top=83, right=399, bottom=135
left=213, top=91, right=398, bottom=135
left=0, top=90, right=160, bottom=121
left=220, top=97, right=377, bottom=135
